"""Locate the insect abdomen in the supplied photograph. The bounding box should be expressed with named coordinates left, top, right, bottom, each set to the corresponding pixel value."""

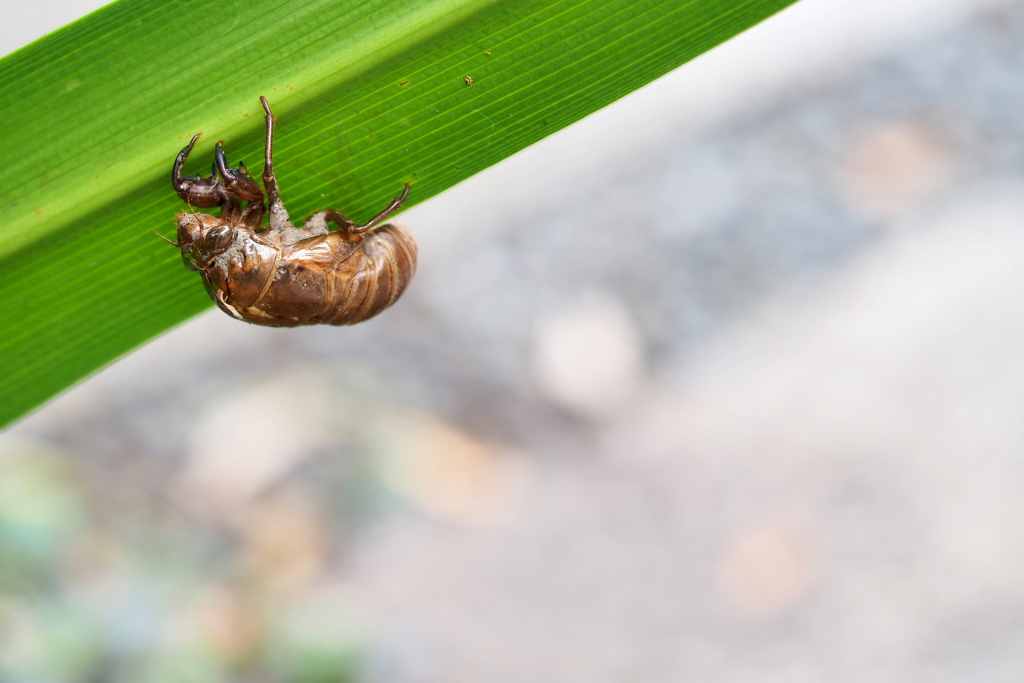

left=326, top=223, right=417, bottom=325
left=257, top=237, right=335, bottom=319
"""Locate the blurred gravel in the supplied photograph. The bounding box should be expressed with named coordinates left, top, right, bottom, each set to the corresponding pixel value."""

left=5, top=1, right=1024, bottom=681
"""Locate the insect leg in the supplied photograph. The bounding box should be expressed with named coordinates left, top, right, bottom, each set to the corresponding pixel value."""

left=172, top=134, right=228, bottom=208
left=322, top=210, right=358, bottom=232
left=172, top=134, right=250, bottom=227
left=260, top=96, right=293, bottom=231
left=214, top=143, right=264, bottom=203
left=202, top=272, right=245, bottom=320
left=329, top=184, right=411, bottom=235
left=238, top=201, right=266, bottom=231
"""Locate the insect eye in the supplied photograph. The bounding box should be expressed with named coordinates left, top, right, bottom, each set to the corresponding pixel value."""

left=194, top=226, right=234, bottom=264
left=205, top=226, right=233, bottom=250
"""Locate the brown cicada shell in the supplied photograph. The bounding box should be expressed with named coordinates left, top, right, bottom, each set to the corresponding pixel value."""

left=167, top=97, right=416, bottom=327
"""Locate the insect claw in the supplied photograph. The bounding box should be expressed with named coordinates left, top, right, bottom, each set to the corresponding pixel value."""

left=182, top=133, right=201, bottom=154
left=172, top=133, right=202, bottom=193
left=215, top=141, right=264, bottom=202
left=214, top=142, right=230, bottom=179
left=214, top=143, right=245, bottom=184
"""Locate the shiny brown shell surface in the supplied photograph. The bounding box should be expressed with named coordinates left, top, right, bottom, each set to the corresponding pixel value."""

left=169, top=97, right=416, bottom=327
left=198, top=219, right=417, bottom=327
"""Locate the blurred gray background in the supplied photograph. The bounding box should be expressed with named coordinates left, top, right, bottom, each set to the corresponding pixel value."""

left=3, top=0, right=1024, bottom=680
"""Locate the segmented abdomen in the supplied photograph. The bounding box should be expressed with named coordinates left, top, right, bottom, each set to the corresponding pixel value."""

left=324, top=223, right=418, bottom=325
left=217, top=223, right=417, bottom=327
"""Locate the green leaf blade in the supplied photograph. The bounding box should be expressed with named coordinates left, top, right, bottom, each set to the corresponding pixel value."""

left=0, top=0, right=797, bottom=427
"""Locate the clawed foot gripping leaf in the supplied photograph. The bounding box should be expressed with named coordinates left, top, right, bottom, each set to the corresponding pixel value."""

left=0, top=0, right=797, bottom=428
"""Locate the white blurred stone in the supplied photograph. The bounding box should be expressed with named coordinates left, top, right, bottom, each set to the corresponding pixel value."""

left=175, top=370, right=339, bottom=523
left=838, top=121, right=955, bottom=219
left=533, top=294, right=645, bottom=418
left=717, top=524, right=814, bottom=617
left=382, top=413, right=525, bottom=525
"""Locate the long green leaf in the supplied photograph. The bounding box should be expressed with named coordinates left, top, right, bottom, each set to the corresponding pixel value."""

left=0, top=0, right=797, bottom=427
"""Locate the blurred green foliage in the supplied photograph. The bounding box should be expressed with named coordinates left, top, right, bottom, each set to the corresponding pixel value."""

left=0, top=440, right=366, bottom=681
